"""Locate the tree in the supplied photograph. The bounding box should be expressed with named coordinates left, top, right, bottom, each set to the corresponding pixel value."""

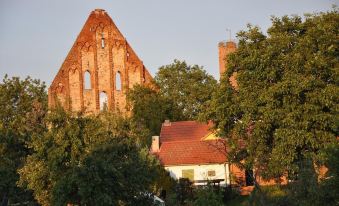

left=128, top=60, right=217, bottom=135
left=175, top=178, right=194, bottom=205
left=318, top=144, right=339, bottom=205
left=288, top=158, right=323, bottom=206
left=192, top=184, right=224, bottom=206
left=0, top=75, right=47, bottom=205
left=204, top=8, right=338, bottom=180
left=18, top=108, right=159, bottom=206
left=128, top=85, right=171, bottom=136
left=52, top=140, right=158, bottom=206
left=155, top=60, right=217, bottom=121
left=152, top=166, right=177, bottom=200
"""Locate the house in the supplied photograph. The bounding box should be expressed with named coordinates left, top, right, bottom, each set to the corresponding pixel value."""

left=151, top=120, right=250, bottom=187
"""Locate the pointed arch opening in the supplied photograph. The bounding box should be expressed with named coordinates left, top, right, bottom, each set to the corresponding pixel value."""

left=99, top=91, right=108, bottom=111
left=101, top=32, right=105, bottom=48
left=116, top=71, right=121, bottom=91
left=84, top=71, right=91, bottom=90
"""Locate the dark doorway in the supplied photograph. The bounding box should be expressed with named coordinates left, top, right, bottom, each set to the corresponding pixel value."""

left=160, top=189, right=166, bottom=200
left=245, top=169, right=254, bottom=186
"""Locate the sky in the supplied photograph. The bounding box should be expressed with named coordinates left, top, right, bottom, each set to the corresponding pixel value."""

left=0, top=0, right=336, bottom=85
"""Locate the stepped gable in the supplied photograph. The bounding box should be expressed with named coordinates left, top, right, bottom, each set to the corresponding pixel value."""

left=48, top=9, right=153, bottom=114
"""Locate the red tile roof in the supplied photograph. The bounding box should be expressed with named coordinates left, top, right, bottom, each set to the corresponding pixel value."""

left=154, top=121, right=227, bottom=166
left=156, top=140, right=227, bottom=165
left=160, top=121, right=212, bottom=142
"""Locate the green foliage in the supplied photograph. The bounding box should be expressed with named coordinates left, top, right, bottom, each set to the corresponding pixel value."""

left=153, top=166, right=177, bottom=197
left=128, top=60, right=217, bottom=136
left=288, top=158, right=322, bottom=206
left=52, top=140, right=158, bottom=206
left=128, top=85, right=171, bottom=136
left=165, top=178, right=194, bottom=206
left=204, top=9, right=339, bottom=179
left=249, top=160, right=326, bottom=206
left=226, top=195, right=249, bottom=206
left=18, top=108, right=159, bottom=206
left=248, top=185, right=288, bottom=206
left=318, top=144, right=339, bottom=205
left=99, top=110, right=153, bottom=148
left=240, top=149, right=339, bottom=206
left=192, top=185, right=224, bottom=206
left=155, top=59, right=217, bottom=121
left=0, top=75, right=47, bottom=204
left=175, top=178, right=194, bottom=205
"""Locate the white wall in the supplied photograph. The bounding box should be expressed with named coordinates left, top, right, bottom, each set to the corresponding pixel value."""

left=165, top=163, right=230, bottom=186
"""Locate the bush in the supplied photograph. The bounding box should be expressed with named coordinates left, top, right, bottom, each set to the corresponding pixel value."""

left=192, top=184, right=223, bottom=206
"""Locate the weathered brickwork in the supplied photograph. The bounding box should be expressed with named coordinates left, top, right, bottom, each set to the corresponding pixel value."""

left=48, top=9, right=153, bottom=114
left=218, top=41, right=238, bottom=88
left=218, top=41, right=236, bottom=75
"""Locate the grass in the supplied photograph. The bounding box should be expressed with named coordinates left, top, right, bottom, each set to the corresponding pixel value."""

left=226, top=195, right=250, bottom=206
left=224, top=185, right=288, bottom=206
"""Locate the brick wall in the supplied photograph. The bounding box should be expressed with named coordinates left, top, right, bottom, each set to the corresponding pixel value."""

left=48, top=9, right=154, bottom=115
left=218, top=41, right=238, bottom=88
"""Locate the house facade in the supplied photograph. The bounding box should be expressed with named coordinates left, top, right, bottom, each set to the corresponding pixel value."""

left=150, top=120, right=286, bottom=194
left=151, top=120, right=234, bottom=186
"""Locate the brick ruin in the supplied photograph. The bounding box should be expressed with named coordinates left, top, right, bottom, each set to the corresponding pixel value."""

left=218, top=41, right=238, bottom=88
left=48, top=9, right=153, bottom=114
left=218, top=41, right=236, bottom=76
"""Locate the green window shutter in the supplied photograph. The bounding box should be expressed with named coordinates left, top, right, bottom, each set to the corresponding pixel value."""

left=182, top=169, right=194, bottom=181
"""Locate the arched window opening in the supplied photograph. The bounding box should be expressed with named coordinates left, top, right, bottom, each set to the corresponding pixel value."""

left=116, top=71, right=121, bottom=91
left=101, top=32, right=105, bottom=48
left=84, top=71, right=91, bottom=90
left=99, top=91, right=108, bottom=111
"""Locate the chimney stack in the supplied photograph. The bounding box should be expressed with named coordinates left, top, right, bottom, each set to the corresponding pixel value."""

left=163, top=119, right=171, bottom=126
left=218, top=41, right=237, bottom=78
left=151, top=136, right=160, bottom=153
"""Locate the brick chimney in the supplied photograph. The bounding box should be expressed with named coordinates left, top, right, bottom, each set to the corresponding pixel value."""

left=163, top=119, right=171, bottom=126
left=151, top=136, right=160, bottom=153
left=218, top=41, right=237, bottom=78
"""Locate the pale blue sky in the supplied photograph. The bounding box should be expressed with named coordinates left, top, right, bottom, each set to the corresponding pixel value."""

left=0, top=0, right=336, bottom=85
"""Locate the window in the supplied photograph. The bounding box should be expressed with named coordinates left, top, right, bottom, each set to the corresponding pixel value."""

left=56, top=82, right=63, bottom=92
left=99, top=91, right=108, bottom=111
left=182, top=169, right=194, bottom=181
left=245, top=169, right=254, bottom=186
left=101, top=32, right=105, bottom=48
left=115, top=71, right=121, bottom=91
left=84, top=71, right=91, bottom=89
left=208, top=170, right=216, bottom=177
left=101, top=38, right=105, bottom=48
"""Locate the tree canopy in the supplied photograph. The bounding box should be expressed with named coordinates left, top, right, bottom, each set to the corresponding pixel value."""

left=18, top=108, right=159, bottom=206
left=0, top=75, right=47, bottom=205
left=155, top=60, right=217, bottom=121
left=203, top=9, right=338, bottom=179
left=128, top=85, right=171, bottom=136
left=129, top=60, right=217, bottom=135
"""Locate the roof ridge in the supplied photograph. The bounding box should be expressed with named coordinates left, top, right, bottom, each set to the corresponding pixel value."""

left=165, top=120, right=206, bottom=124
left=161, top=139, right=223, bottom=144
